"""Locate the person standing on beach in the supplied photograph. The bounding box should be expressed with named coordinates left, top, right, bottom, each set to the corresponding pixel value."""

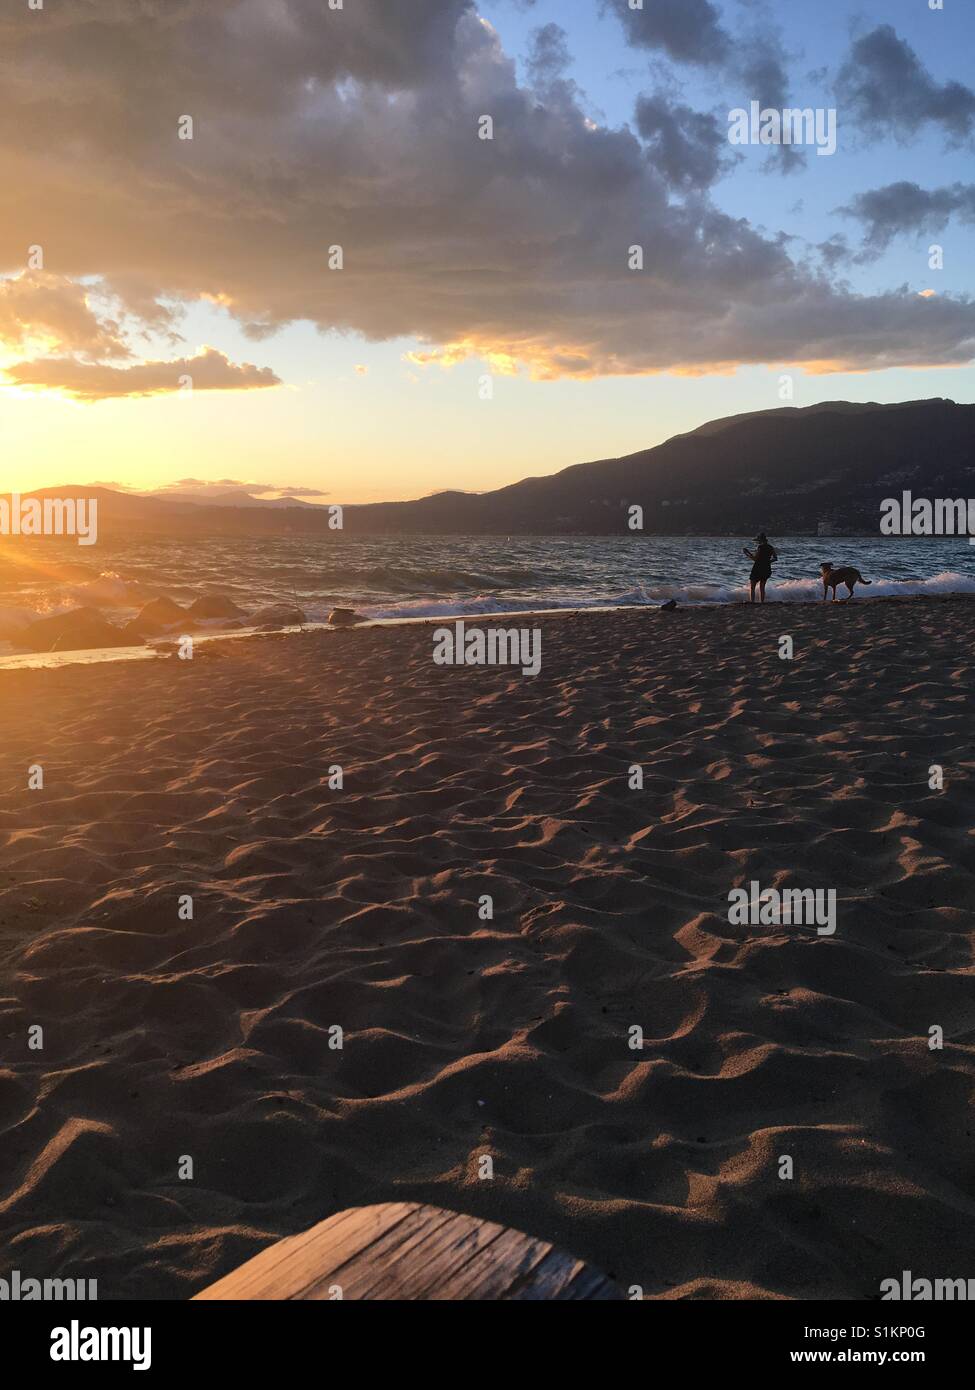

left=744, top=533, right=777, bottom=603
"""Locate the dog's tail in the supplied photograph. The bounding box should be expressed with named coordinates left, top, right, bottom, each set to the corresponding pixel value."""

left=857, top=572, right=871, bottom=584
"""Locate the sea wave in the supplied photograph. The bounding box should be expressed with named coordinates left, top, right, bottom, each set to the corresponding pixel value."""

left=356, top=570, right=975, bottom=619
left=3, top=533, right=975, bottom=665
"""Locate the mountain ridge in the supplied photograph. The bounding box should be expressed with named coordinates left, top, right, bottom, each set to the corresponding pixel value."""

left=12, top=398, right=973, bottom=537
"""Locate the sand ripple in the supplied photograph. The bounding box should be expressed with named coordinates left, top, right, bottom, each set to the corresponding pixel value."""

left=1, top=601, right=974, bottom=1298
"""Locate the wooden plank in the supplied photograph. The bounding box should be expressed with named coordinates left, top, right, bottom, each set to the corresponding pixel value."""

left=194, top=1202, right=624, bottom=1301
left=195, top=1203, right=415, bottom=1301
left=421, top=1221, right=553, bottom=1301
left=349, top=1210, right=526, bottom=1303
left=305, top=1206, right=468, bottom=1301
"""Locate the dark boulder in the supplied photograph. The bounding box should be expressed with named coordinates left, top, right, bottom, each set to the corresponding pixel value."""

left=250, top=604, right=306, bottom=627
left=136, top=596, right=187, bottom=627
left=20, top=607, right=131, bottom=652
left=328, top=608, right=363, bottom=627
left=188, top=594, right=245, bottom=619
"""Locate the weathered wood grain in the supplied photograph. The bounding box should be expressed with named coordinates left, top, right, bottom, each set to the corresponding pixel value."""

left=194, top=1202, right=624, bottom=1301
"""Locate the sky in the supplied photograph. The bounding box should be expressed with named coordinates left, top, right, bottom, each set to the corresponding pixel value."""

left=1, top=0, right=973, bottom=504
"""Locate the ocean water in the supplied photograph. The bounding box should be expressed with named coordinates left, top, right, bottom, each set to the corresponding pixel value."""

left=2, top=533, right=974, bottom=660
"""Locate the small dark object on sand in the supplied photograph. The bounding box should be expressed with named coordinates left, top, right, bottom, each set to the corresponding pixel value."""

left=660, top=599, right=678, bottom=611
left=328, top=608, right=363, bottom=627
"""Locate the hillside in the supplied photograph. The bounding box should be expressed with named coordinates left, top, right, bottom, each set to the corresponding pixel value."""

left=343, top=399, right=975, bottom=535
left=18, top=398, right=974, bottom=537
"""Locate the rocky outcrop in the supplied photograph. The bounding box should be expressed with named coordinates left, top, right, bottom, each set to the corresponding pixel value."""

left=327, top=608, right=363, bottom=627
left=188, top=594, right=245, bottom=619
left=20, top=607, right=131, bottom=652
left=136, top=597, right=188, bottom=627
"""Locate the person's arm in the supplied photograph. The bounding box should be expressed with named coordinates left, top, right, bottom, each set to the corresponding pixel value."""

left=744, top=547, right=755, bottom=560
left=771, top=548, right=778, bottom=561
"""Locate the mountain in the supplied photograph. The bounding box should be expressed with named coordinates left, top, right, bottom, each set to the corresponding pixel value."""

left=19, top=398, right=974, bottom=537
left=8, top=485, right=325, bottom=536
left=343, top=399, right=975, bottom=535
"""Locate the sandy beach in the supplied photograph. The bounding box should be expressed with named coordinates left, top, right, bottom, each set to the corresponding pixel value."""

left=1, top=598, right=974, bottom=1300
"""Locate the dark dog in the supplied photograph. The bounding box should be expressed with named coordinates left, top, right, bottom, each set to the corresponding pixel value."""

left=820, top=563, right=871, bottom=601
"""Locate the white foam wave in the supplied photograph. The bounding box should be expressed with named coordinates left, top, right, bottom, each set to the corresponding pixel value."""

left=354, top=570, right=975, bottom=618
left=357, top=594, right=584, bottom=621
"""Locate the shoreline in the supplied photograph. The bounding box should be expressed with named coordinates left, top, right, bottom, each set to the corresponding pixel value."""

left=3, top=589, right=975, bottom=674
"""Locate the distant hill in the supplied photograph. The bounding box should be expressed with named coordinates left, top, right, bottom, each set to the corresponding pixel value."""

left=7, top=485, right=327, bottom=537
left=18, top=398, right=975, bottom=537
left=343, top=399, right=975, bottom=535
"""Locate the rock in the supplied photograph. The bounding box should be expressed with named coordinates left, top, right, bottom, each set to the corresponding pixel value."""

left=250, top=604, right=306, bottom=627
left=20, top=607, right=131, bottom=652
left=659, top=599, right=678, bottom=611
left=188, top=594, right=245, bottom=619
left=137, top=597, right=187, bottom=626
left=123, top=613, right=166, bottom=637
left=328, top=607, right=363, bottom=627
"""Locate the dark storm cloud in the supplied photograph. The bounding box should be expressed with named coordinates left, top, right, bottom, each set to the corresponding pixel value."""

left=837, top=25, right=975, bottom=146
left=0, top=0, right=973, bottom=383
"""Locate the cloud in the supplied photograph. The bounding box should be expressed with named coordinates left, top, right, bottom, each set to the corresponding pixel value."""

left=89, top=477, right=327, bottom=499
left=526, top=23, right=573, bottom=90
left=839, top=181, right=975, bottom=250
left=634, top=94, right=731, bottom=190
left=602, top=0, right=730, bottom=66
left=0, top=272, right=129, bottom=358
left=837, top=25, right=975, bottom=147
left=734, top=12, right=805, bottom=175
left=610, top=0, right=803, bottom=175
left=146, top=478, right=326, bottom=498
left=0, top=1, right=972, bottom=382
left=608, top=0, right=801, bottom=175
left=815, top=233, right=855, bottom=271
left=5, top=347, right=281, bottom=402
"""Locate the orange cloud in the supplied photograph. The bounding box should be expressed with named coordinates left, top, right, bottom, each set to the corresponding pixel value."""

left=4, top=347, right=281, bottom=402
